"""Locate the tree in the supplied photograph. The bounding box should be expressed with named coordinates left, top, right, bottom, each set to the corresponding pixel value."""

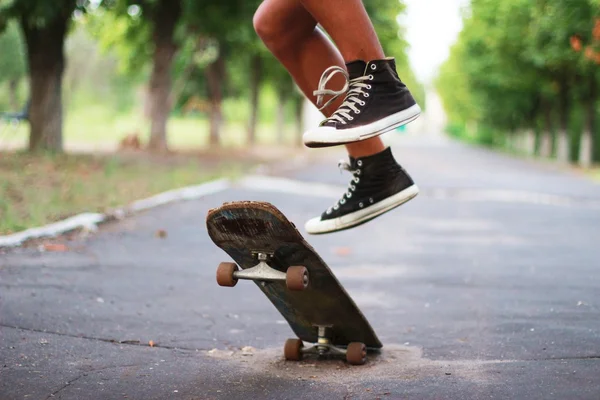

left=570, top=17, right=600, bottom=167
left=88, top=0, right=253, bottom=150
left=220, top=2, right=265, bottom=146
left=146, top=0, right=182, bottom=152
left=437, top=0, right=540, bottom=145
left=88, top=0, right=182, bottom=152
left=436, top=0, right=599, bottom=166
left=205, top=42, right=225, bottom=146
left=0, top=0, right=91, bottom=152
left=527, top=0, right=593, bottom=162
left=196, top=0, right=264, bottom=146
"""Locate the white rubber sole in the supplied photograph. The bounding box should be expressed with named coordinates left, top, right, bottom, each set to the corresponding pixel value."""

left=304, top=184, right=419, bottom=234
left=303, top=104, right=421, bottom=148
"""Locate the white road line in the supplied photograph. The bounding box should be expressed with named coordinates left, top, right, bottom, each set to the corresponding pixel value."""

left=0, top=213, right=105, bottom=248
left=0, top=178, right=232, bottom=248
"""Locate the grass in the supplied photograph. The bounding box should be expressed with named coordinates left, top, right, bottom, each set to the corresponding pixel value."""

left=0, top=112, right=299, bottom=151
left=0, top=88, right=305, bottom=236
left=0, top=85, right=301, bottom=150
left=0, top=151, right=250, bottom=235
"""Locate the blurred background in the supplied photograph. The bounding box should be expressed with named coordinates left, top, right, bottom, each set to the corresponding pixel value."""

left=0, top=0, right=599, bottom=235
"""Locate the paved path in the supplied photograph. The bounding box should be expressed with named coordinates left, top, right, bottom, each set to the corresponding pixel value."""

left=1, top=132, right=600, bottom=399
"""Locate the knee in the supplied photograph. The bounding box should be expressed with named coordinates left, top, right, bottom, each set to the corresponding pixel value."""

left=252, top=6, right=283, bottom=50
left=253, top=4, right=312, bottom=54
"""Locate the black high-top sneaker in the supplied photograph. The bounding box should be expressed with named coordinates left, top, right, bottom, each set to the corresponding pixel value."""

left=303, top=58, right=421, bottom=147
left=305, top=147, right=418, bottom=234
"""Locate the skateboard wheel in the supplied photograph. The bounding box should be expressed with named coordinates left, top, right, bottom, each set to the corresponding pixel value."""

left=216, top=262, right=239, bottom=287
left=346, top=342, right=367, bottom=365
left=286, top=266, right=309, bottom=291
left=284, top=338, right=303, bottom=361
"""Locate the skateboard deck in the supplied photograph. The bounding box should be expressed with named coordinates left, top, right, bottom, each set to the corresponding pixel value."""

left=206, top=201, right=382, bottom=363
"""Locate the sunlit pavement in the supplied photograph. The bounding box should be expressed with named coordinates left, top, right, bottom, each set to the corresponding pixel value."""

left=2, top=130, right=600, bottom=400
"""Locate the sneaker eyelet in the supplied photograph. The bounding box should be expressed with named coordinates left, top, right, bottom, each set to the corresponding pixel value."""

left=359, top=100, right=365, bottom=106
left=348, top=116, right=354, bottom=120
left=367, top=84, right=372, bottom=89
left=369, top=74, right=374, bottom=80
left=355, top=110, right=361, bottom=114
left=370, top=64, right=377, bottom=70
left=351, top=185, right=356, bottom=190
left=347, top=192, right=352, bottom=198
left=364, top=93, right=370, bottom=97
left=357, top=160, right=363, bottom=166
left=359, top=202, right=364, bottom=208
left=340, top=198, right=346, bottom=204
left=354, top=177, right=360, bottom=183
left=334, top=204, right=339, bottom=210
left=369, top=198, right=374, bottom=203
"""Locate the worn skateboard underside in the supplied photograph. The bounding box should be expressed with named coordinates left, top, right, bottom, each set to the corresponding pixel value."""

left=206, top=201, right=382, bottom=349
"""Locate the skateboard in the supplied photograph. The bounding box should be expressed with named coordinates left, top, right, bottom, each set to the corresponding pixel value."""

left=206, top=200, right=382, bottom=365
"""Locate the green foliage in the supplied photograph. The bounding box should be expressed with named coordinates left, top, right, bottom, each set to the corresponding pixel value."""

left=85, top=0, right=422, bottom=112
left=83, top=7, right=151, bottom=77
left=0, top=0, right=424, bottom=152
left=63, top=23, right=138, bottom=112
left=84, top=0, right=257, bottom=73
left=436, top=0, right=600, bottom=161
left=0, top=0, right=90, bottom=31
left=0, top=21, right=25, bottom=82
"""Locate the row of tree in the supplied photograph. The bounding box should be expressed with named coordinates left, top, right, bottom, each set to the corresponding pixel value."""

left=436, top=0, right=600, bottom=167
left=0, top=0, right=424, bottom=153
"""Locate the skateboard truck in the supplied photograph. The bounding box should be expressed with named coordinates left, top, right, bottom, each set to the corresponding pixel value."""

left=284, top=326, right=368, bottom=365
left=216, top=253, right=309, bottom=291
left=235, top=253, right=285, bottom=282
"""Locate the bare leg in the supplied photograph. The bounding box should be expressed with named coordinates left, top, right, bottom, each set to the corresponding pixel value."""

left=299, top=0, right=386, bottom=63
left=255, top=0, right=419, bottom=235
left=253, top=0, right=384, bottom=158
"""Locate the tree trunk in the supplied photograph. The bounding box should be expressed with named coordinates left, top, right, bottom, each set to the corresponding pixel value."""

left=8, top=80, right=19, bottom=111
left=539, top=103, right=553, bottom=158
left=540, top=132, right=552, bottom=158
left=20, top=15, right=68, bottom=152
left=556, top=76, right=570, bottom=162
left=507, top=132, right=517, bottom=151
left=147, top=0, right=182, bottom=152
left=525, top=129, right=536, bottom=156
left=276, top=88, right=287, bottom=144
left=205, top=52, right=225, bottom=147
left=515, top=130, right=527, bottom=153
left=579, top=74, right=597, bottom=168
left=248, top=55, right=262, bottom=145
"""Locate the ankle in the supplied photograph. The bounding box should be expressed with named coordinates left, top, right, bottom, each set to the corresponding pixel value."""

left=342, top=50, right=386, bottom=64
left=345, top=138, right=385, bottom=158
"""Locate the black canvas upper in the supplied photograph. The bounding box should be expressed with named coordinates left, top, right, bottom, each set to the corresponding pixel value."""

left=321, top=147, right=415, bottom=221
left=322, top=58, right=417, bottom=130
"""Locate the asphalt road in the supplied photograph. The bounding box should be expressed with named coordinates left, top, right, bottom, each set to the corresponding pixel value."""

left=2, top=133, right=600, bottom=399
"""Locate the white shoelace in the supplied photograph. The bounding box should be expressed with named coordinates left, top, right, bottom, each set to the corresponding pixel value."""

left=326, top=159, right=362, bottom=214
left=313, top=66, right=372, bottom=125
